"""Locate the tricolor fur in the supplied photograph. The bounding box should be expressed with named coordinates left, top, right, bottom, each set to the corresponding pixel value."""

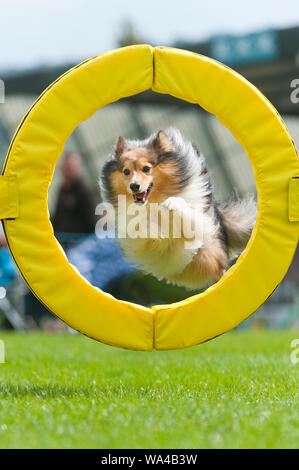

left=100, top=127, right=256, bottom=289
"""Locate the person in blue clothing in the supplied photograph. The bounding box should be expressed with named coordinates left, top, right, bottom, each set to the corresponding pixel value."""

left=0, top=227, right=16, bottom=288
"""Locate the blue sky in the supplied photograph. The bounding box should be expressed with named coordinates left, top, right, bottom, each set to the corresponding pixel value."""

left=1, top=0, right=299, bottom=71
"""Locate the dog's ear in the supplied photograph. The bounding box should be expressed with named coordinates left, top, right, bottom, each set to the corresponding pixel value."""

left=114, top=136, right=127, bottom=159
left=151, top=130, right=173, bottom=154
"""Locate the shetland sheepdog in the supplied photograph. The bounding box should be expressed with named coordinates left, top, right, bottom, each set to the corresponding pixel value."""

left=100, top=127, right=256, bottom=289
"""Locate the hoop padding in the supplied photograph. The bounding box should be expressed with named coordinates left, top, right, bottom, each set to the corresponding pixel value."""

left=1, top=45, right=299, bottom=351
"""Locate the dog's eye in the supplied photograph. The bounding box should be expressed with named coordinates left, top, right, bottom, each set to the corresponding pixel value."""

left=123, top=168, right=130, bottom=176
left=142, top=166, right=151, bottom=173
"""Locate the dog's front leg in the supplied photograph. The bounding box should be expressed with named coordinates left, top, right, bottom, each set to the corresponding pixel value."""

left=160, top=197, right=203, bottom=250
left=161, top=196, right=190, bottom=213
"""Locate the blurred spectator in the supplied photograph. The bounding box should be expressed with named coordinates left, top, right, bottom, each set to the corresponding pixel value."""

left=0, top=225, right=26, bottom=330
left=0, top=225, right=6, bottom=247
left=0, top=225, right=16, bottom=287
left=52, top=152, right=99, bottom=235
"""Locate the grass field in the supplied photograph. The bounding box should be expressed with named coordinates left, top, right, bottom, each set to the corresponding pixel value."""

left=0, top=330, right=298, bottom=449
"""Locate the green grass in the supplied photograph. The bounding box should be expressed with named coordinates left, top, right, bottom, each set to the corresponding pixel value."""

left=0, top=330, right=298, bottom=449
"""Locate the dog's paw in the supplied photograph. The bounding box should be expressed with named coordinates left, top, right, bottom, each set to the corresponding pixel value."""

left=161, top=197, right=190, bottom=213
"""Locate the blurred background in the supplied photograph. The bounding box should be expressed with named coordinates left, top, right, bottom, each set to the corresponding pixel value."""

left=0, top=0, right=299, bottom=332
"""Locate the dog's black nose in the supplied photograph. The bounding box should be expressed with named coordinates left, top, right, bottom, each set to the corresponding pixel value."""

left=130, top=182, right=140, bottom=193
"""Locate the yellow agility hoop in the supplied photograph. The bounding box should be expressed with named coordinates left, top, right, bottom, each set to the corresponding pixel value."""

left=1, top=45, right=298, bottom=351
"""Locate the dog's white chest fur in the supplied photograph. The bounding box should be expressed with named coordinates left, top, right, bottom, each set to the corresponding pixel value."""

left=118, top=196, right=214, bottom=279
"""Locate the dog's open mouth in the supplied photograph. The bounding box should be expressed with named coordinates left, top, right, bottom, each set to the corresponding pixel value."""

left=133, top=184, right=153, bottom=205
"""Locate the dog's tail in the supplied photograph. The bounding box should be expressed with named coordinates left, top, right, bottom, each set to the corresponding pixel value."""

left=219, top=196, right=257, bottom=254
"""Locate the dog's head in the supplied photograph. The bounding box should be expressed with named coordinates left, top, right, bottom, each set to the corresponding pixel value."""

left=101, top=129, right=192, bottom=206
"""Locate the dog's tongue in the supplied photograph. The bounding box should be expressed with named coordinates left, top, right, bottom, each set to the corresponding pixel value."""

left=135, top=192, right=146, bottom=201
